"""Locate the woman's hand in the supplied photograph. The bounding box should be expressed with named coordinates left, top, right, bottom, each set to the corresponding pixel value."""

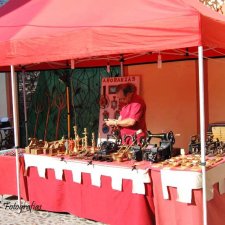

left=105, top=119, right=118, bottom=127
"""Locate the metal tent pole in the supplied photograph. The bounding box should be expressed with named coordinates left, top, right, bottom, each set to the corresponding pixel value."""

left=22, top=70, right=28, bottom=145
left=198, top=46, right=207, bottom=225
left=10, top=65, right=21, bottom=206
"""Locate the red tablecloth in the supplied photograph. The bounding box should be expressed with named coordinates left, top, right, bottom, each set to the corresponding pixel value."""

left=2, top=154, right=225, bottom=225
left=26, top=167, right=155, bottom=225
left=207, top=183, right=225, bottom=225
left=151, top=169, right=203, bottom=225
left=151, top=168, right=225, bottom=225
left=0, top=155, right=28, bottom=200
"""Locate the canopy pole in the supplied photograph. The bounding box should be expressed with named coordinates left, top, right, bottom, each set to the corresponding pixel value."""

left=10, top=65, right=21, bottom=206
left=198, top=46, right=207, bottom=225
left=22, top=70, right=28, bottom=145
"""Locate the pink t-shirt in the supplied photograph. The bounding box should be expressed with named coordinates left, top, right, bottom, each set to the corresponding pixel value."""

left=119, top=94, right=147, bottom=143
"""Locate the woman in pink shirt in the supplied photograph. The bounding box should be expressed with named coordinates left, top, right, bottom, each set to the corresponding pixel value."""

left=105, top=83, right=147, bottom=144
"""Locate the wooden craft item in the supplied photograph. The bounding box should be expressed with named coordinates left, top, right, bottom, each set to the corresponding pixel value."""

left=31, top=148, right=43, bottom=155
left=103, top=110, right=109, bottom=120
left=33, top=102, right=44, bottom=137
left=54, top=94, right=66, bottom=140
left=90, top=132, right=96, bottom=153
left=211, top=127, right=225, bottom=141
left=44, top=93, right=53, bottom=141
left=114, top=110, right=120, bottom=120
left=82, top=128, right=88, bottom=150
left=111, top=96, right=117, bottom=110
left=25, top=138, right=38, bottom=154
left=99, top=86, right=109, bottom=109
left=73, top=125, right=80, bottom=153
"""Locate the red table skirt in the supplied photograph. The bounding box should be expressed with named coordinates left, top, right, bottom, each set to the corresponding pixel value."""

left=207, top=183, right=225, bottom=225
left=151, top=169, right=203, bottom=225
left=151, top=169, right=225, bottom=225
left=0, top=156, right=28, bottom=200
left=2, top=155, right=225, bottom=225
left=26, top=167, right=155, bottom=225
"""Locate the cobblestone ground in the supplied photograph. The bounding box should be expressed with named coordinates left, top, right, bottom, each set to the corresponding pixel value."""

left=0, top=195, right=106, bottom=225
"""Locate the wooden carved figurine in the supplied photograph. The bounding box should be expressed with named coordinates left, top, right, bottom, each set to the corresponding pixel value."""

left=73, top=125, right=79, bottom=153
left=90, top=132, right=96, bottom=153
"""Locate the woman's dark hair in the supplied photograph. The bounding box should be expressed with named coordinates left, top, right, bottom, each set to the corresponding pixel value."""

left=116, top=83, right=137, bottom=96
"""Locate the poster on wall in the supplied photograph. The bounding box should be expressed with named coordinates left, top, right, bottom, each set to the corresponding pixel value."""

left=98, top=76, right=140, bottom=143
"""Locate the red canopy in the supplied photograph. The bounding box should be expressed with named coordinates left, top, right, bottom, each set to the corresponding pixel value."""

left=0, top=0, right=225, bottom=70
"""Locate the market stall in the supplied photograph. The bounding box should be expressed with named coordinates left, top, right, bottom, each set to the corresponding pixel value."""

left=1, top=1, right=225, bottom=225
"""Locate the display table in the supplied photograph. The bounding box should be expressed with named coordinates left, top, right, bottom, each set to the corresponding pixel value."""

left=0, top=154, right=27, bottom=200
left=1, top=152, right=225, bottom=225
left=150, top=159, right=225, bottom=225
left=24, top=154, right=155, bottom=225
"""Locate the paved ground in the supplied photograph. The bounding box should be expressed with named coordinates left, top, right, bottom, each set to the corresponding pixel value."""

left=0, top=195, right=106, bottom=225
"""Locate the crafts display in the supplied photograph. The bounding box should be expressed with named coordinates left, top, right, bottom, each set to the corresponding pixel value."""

left=25, top=126, right=99, bottom=158
left=142, top=130, right=176, bottom=162
left=153, top=154, right=223, bottom=170
left=189, top=122, right=225, bottom=155
left=189, top=133, right=225, bottom=156
left=25, top=125, right=180, bottom=164
left=92, top=130, right=178, bottom=163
